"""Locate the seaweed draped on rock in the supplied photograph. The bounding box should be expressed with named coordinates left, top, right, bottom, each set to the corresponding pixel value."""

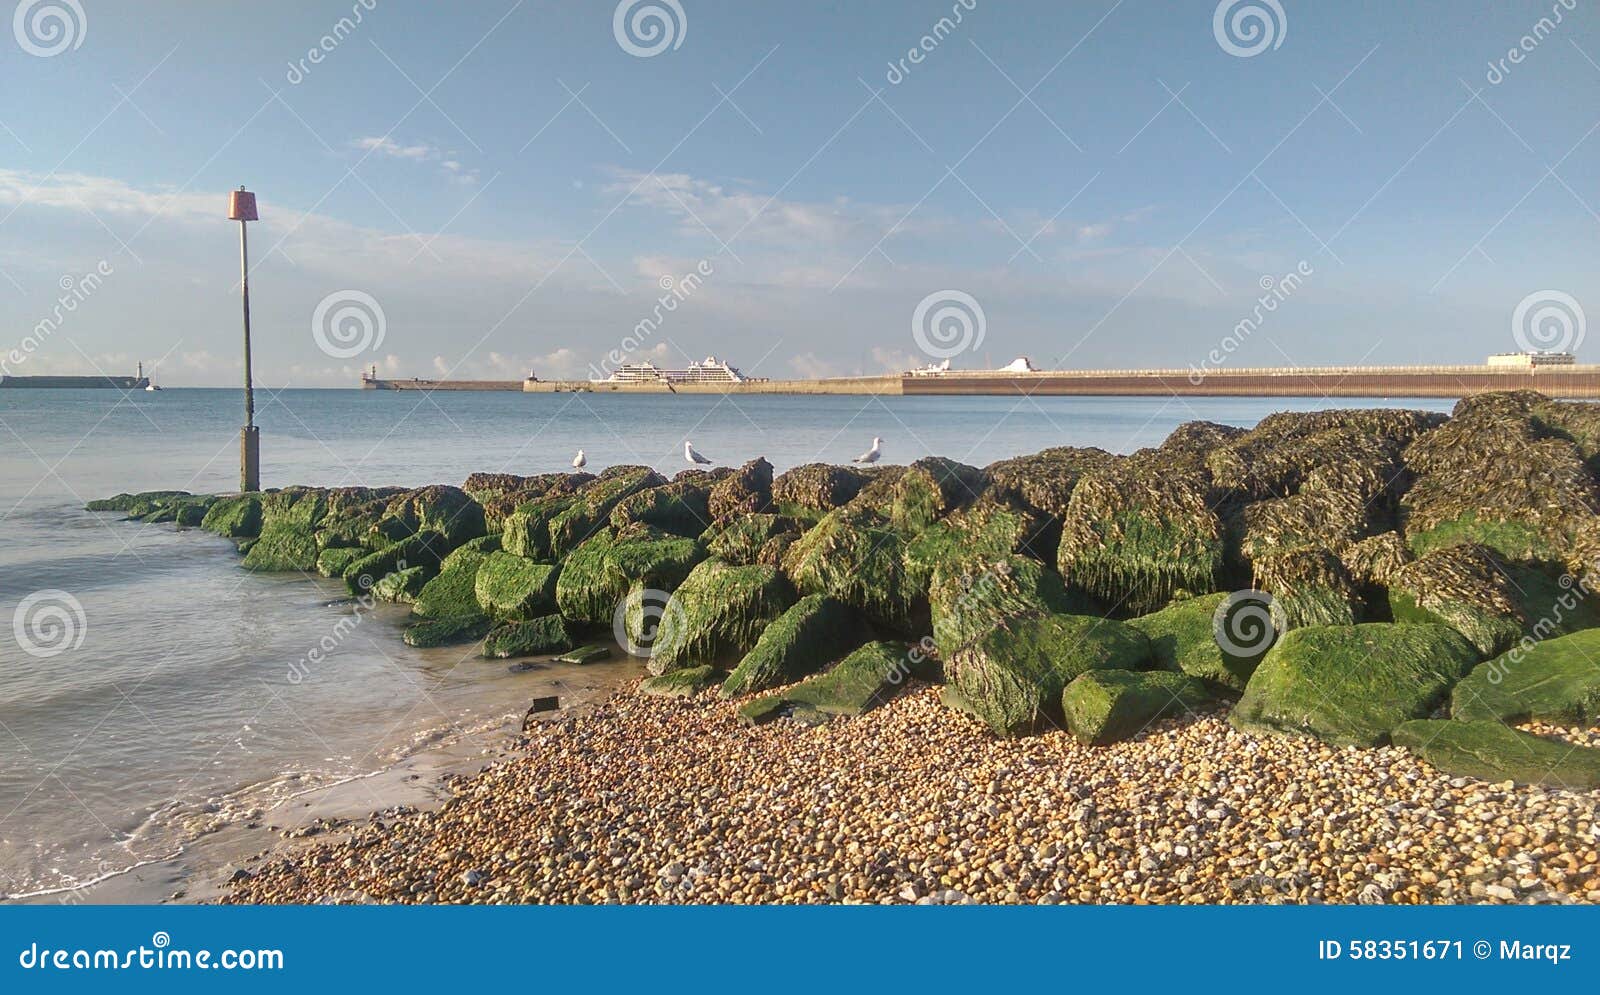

left=647, top=558, right=795, bottom=675
left=1057, top=451, right=1225, bottom=616
left=553, top=525, right=705, bottom=625
left=780, top=506, right=922, bottom=633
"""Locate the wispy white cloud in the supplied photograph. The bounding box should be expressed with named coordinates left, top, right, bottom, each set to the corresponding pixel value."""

left=354, top=136, right=478, bottom=184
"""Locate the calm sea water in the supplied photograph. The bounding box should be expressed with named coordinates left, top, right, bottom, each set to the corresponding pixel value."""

left=0, top=387, right=1456, bottom=899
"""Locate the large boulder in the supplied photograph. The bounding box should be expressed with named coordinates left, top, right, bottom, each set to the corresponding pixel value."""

left=343, top=531, right=448, bottom=594
left=241, top=487, right=328, bottom=571
left=704, top=513, right=802, bottom=567
left=1057, top=453, right=1225, bottom=616
left=720, top=594, right=866, bottom=698
left=609, top=475, right=720, bottom=537
left=473, top=551, right=559, bottom=620
left=739, top=641, right=911, bottom=722
left=1061, top=669, right=1213, bottom=746
left=945, top=613, right=1152, bottom=737
left=1231, top=623, right=1479, bottom=747
left=648, top=559, right=794, bottom=674
left=315, top=546, right=366, bottom=579
left=772, top=463, right=868, bottom=518
left=984, top=447, right=1117, bottom=521
left=1392, top=719, right=1600, bottom=789
left=781, top=507, right=920, bottom=633
left=553, top=526, right=705, bottom=625
left=411, top=536, right=499, bottom=620
left=1452, top=629, right=1600, bottom=726
left=403, top=615, right=492, bottom=648
left=889, top=457, right=986, bottom=532
left=372, top=565, right=428, bottom=604
left=639, top=665, right=718, bottom=698
left=1209, top=407, right=1442, bottom=501
left=547, top=466, right=666, bottom=558
left=374, top=485, right=485, bottom=547
left=1387, top=544, right=1530, bottom=658
left=708, top=458, right=773, bottom=521
left=1127, top=591, right=1269, bottom=692
left=200, top=493, right=263, bottom=538
left=463, top=471, right=590, bottom=532
left=928, top=554, right=1086, bottom=660
left=1252, top=546, right=1361, bottom=628
left=88, top=490, right=194, bottom=516
left=500, top=493, right=577, bottom=559
left=903, top=493, right=1051, bottom=594
left=482, top=615, right=579, bottom=658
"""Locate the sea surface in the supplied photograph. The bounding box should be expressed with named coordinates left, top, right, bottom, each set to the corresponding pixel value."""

left=0, top=387, right=1457, bottom=900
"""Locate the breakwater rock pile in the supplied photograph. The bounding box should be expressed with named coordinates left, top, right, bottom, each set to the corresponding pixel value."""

left=90, top=391, right=1600, bottom=791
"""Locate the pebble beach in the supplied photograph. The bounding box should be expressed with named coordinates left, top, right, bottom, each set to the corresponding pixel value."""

left=223, top=683, right=1600, bottom=906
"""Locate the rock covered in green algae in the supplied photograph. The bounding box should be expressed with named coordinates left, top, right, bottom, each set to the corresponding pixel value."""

left=555, top=643, right=611, bottom=664
left=888, top=457, right=986, bottom=533
left=708, top=457, right=773, bottom=521
left=200, top=494, right=263, bottom=538
left=647, top=559, right=794, bottom=675
left=704, top=513, right=802, bottom=566
left=1452, top=629, right=1600, bottom=726
left=1060, top=669, right=1214, bottom=746
left=720, top=594, right=865, bottom=698
left=947, top=613, right=1152, bottom=737
left=411, top=537, right=499, bottom=620
left=463, top=471, right=592, bottom=533
left=903, top=493, right=1051, bottom=595
left=1392, top=719, right=1600, bottom=789
left=639, top=665, right=717, bottom=698
left=609, top=472, right=723, bottom=537
left=87, top=490, right=194, bottom=515
left=403, top=615, right=492, bottom=648
left=1231, top=623, right=1479, bottom=748
left=241, top=488, right=329, bottom=572
left=1386, top=544, right=1531, bottom=658
left=554, top=526, right=704, bottom=625
left=314, top=546, right=366, bottom=579
left=1057, top=452, right=1226, bottom=617
left=481, top=614, right=579, bottom=658
left=1252, top=546, right=1362, bottom=628
left=547, top=466, right=667, bottom=559
left=343, top=531, right=449, bottom=594
left=473, top=551, right=559, bottom=620
left=373, top=565, right=428, bottom=603
left=740, top=641, right=914, bottom=723
left=780, top=506, right=921, bottom=633
left=1127, top=592, right=1265, bottom=692
left=771, top=462, right=868, bottom=517
left=928, top=554, right=1087, bottom=661
left=499, top=494, right=574, bottom=559
left=139, top=494, right=217, bottom=526
left=373, top=485, right=485, bottom=548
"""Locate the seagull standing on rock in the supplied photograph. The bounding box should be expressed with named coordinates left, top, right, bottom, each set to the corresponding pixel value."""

left=684, top=441, right=714, bottom=466
left=572, top=449, right=587, bottom=469
left=852, top=437, right=883, bottom=464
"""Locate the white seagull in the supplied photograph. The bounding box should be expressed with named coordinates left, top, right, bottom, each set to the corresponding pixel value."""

left=572, top=449, right=587, bottom=469
left=852, top=437, right=883, bottom=464
left=684, top=440, right=714, bottom=465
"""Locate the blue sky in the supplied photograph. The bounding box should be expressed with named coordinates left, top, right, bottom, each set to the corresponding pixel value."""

left=0, top=0, right=1596, bottom=385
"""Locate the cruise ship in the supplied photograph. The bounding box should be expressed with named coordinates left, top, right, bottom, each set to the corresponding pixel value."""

left=599, top=356, right=758, bottom=384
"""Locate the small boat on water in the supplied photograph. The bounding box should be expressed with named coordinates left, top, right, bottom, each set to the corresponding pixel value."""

left=145, top=383, right=161, bottom=392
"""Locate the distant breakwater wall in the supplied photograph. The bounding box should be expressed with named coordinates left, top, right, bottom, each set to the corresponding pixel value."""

left=357, top=366, right=1600, bottom=399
